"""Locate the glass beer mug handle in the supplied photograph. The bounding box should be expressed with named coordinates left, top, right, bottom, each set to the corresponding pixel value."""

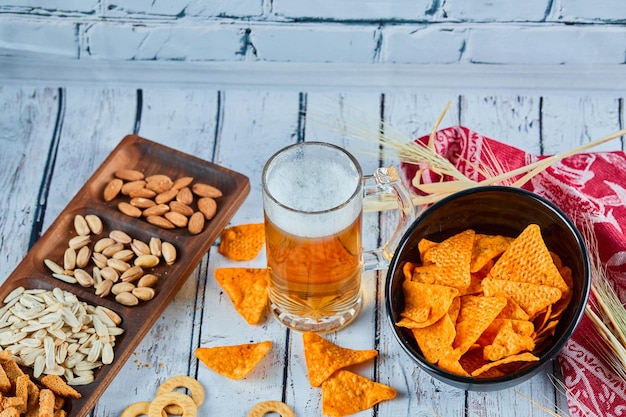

left=362, top=166, right=417, bottom=271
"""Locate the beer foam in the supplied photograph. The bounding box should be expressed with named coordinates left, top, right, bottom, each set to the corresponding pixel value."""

left=264, top=155, right=361, bottom=238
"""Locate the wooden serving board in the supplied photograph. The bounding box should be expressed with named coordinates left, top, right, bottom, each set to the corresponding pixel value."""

left=0, top=134, right=250, bottom=416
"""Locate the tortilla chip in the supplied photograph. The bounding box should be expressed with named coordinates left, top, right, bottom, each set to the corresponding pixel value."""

left=411, top=313, right=456, bottom=364
left=408, top=263, right=441, bottom=285
left=399, top=281, right=459, bottom=328
left=482, top=278, right=562, bottom=319
left=482, top=320, right=536, bottom=361
left=495, top=294, right=530, bottom=321
left=422, top=230, right=475, bottom=289
left=321, top=370, right=396, bottom=417
left=218, top=223, right=265, bottom=261
left=453, top=295, right=507, bottom=355
left=447, top=296, right=461, bottom=325
left=471, top=234, right=514, bottom=273
left=214, top=268, right=269, bottom=325
left=302, top=332, right=377, bottom=387
left=418, top=238, right=438, bottom=259
left=459, top=349, right=505, bottom=378
left=437, top=353, right=469, bottom=377
left=471, top=352, right=539, bottom=377
left=195, top=341, right=272, bottom=379
left=488, top=224, right=569, bottom=293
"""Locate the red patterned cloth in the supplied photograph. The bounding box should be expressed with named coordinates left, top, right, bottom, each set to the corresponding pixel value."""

left=400, top=126, right=626, bottom=417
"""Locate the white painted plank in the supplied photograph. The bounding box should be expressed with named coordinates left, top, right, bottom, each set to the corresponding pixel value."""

left=297, top=92, right=387, bottom=416
left=376, top=92, right=467, bottom=417
left=42, top=87, right=138, bottom=226
left=0, top=86, right=59, bottom=278
left=541, top=95, right=623, bottom=154
left=90, top=88, right=222, bottom=415
left=138, top=88, right=220, bottom=160
left=41, top=87, right=139, bottom=417
left=196, top=90, right=300, bottom=416
left=460, top=95, right=542, bottom=155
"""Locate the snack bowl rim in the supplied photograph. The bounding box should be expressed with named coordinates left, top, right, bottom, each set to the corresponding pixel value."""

left=384, top=185, right=591, bottom=391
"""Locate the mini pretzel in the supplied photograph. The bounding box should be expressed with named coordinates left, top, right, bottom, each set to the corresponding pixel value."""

left=247, top=400, right=295, bottom=417
left=148, top=392, right=197, bottom=417
left=156, top=375, right=205, bottom=414
left=120, top=401, right=166, bottom=417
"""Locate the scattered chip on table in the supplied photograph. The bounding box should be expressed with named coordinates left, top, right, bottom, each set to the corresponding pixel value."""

left=302, top=332, right=378, bottom=387
left=321, top=370, right=396, bottom=417
left=214, top=268, right=269, bottom=325
left=195, top=341, right=272, bottom=379
left=218, top=223, right=265, bottom=261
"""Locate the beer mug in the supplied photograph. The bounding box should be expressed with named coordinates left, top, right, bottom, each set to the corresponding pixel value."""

left=262, top=142, right=416, bottom=333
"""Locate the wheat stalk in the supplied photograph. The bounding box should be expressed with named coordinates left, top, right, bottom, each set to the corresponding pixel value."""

left=579, top=215, right=626, bottom=380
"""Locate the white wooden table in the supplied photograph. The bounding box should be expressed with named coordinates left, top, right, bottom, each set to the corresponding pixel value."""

left=1, top=85, right=624, bottom=416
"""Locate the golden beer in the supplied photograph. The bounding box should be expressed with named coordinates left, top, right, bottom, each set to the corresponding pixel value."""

left=262, top=141, right=416, bottom=332
left=265, top=212, right=362, bottom=322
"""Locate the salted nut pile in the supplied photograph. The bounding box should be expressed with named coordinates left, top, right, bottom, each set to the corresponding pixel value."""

left=103, top=169, right=222, bottom=235
left=44, top=214, right=177, bottom=307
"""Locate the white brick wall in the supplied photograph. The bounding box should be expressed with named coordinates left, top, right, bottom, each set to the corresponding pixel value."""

left=0, top=0, right=624, bottom=86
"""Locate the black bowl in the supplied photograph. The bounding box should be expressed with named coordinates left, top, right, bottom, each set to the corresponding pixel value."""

left=385, top=186, right=590, bottom=391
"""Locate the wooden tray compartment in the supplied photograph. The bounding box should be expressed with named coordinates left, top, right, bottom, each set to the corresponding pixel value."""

left=0, top=135, right=250, bottom=416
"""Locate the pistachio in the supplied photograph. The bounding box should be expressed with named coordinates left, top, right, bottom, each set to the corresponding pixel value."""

left=85, top=214, right=103, bottom=234
left=64, top=247, right=77, bottom=271
left=112, top=249, right=135, bottom=262
left=92, top=266, right=103, bottom=287
left=130, top=239, right=151, bottom=257
left=134, top=254, right=160, bottom=269
left=111, top=282, right=136, bottom=295
left=107, top=258, right=131, bottom=272
left=115, top=292, right=139, bottom=307
left=149, top=237, right=162, bottom=257
left=91, top=252, right=109, bottom=269
left=74, top=214, right=91, bottom=236
left=161, top=242, right=177, bottom=266
left=120, top=265, right=144, bottom=283
left=100, top=266, right=120, bottom=283
left=109, top=230, right=132, bottom=245
left=74, top=269, right=94, bottom=287
left=76, top=246, right=91, bottom=268
left=94, top=237, right=116, bottom=253
left=68, top=235, right=91, bottom=250
left=132, top=287, right=155, bottom=301
left=101, top=242, right=125, bottom=258
left=137, top=273, right=158, bottom=288
left=94, top=278, right=113, bottom=297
